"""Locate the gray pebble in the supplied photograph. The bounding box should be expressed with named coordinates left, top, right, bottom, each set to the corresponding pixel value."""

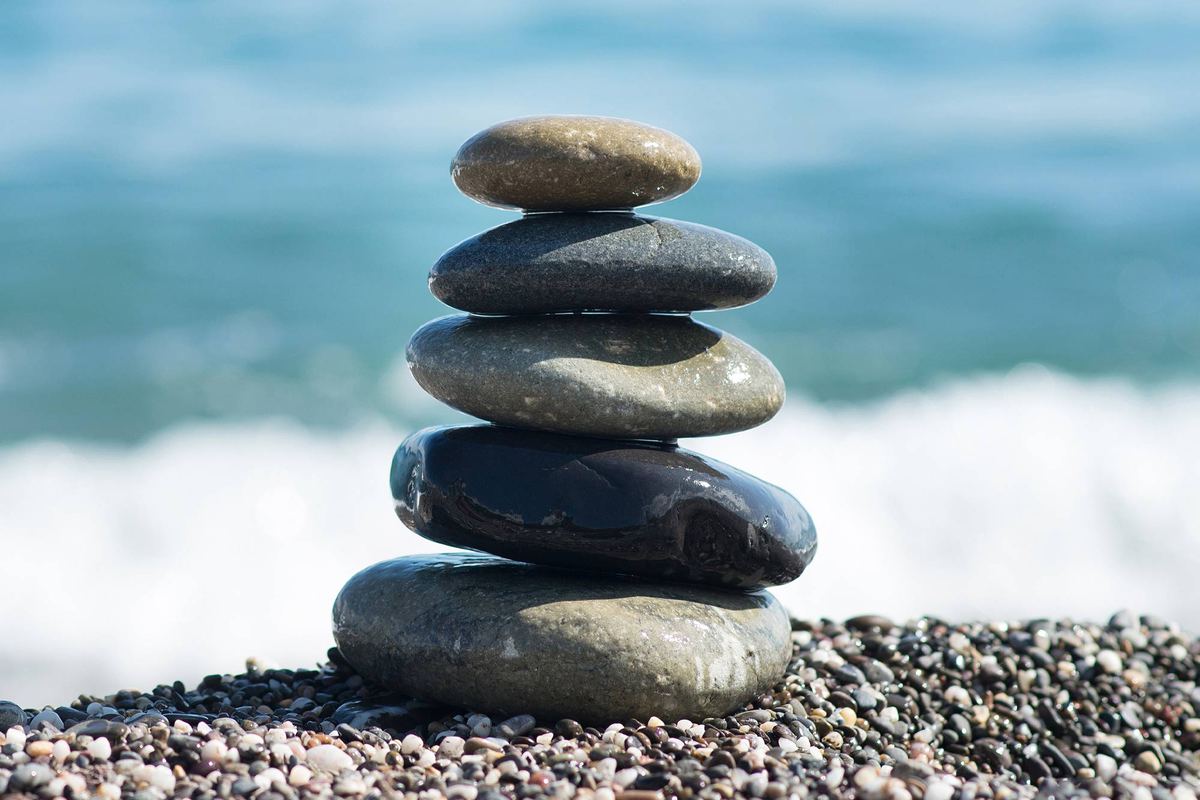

left=0, top=701, right=25, bottom=729
left=29, top=708, right=64, bottom=731
left=10, top=763, right=53, bottom=791
left=430, top=213, right=775, bottom=314
left=407, top=313, right=784, bottom=439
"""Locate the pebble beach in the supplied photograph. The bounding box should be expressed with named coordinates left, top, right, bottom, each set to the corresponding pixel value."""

left=2, top=614, right=1197, bottom=800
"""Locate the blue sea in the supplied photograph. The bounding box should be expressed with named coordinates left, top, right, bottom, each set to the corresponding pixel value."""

left=1, top=1, right=1198, bottom=705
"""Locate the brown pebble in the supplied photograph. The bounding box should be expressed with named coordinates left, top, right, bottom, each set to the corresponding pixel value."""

left=451, top=116, right=701, bottom=211
left=463, top=737, right=503, bottom=755
left=845, top=615, right=895, bottom=631
left=1134, top=750, right=1162, bottom=774
left=26, top=740, right=55, bottom=758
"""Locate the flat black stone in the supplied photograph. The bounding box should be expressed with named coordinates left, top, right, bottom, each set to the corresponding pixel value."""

left=390, top=424, right=817, bottom=590
left=429, top=212, right=776, bottom=314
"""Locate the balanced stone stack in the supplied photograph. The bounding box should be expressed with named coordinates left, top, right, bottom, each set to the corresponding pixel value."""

left=332, top=116, right=818, bottom=723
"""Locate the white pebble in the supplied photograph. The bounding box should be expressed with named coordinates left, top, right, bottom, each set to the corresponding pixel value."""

left=133, top=764, right=176, bottom=793
left=289, top=765, right=314, bottom=787
left=336, top=773, right=367, bottom=795
left=438, top=736, right=465, bottom=758
left=1097, top=649, right=1123, bottom=674
left=307, top=743, right=354, bottom=772
left=52, top=739, right=70, bottom=761
left=255, top=767, right=287, bottom=790
left=97, top=783, right=121, bottom=800
left=595, top=789, right=615, bottom=800
left=6, top=727, right=26, bottom=750
left=88, top=736, right=113, bottom=760
left=468, top=714, right=492, bottom=738
left=401, top=734, right=424, bottom=755
left=854, top=766, right=882, bottom=788
left=614, top=768, right=639, bottom=788
left=200, top=739, right=227, bottom=761
left=944, top=686, right=971, bottom=706
left=448, top=786, right=479, bottom=800
left=594, top=757, right=617, bottom=781
left=924, top=781, right=955, bottom=800
left=1096, top=754, right=1118, bottom=781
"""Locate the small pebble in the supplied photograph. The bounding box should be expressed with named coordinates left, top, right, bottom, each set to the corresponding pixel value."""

left=289, top=765, right=314, bottom=787
left=0, top=616, right=1192, bottom=800
left=1097, top=649, right=1124, bottom=674
left=306, top=743, right=354, bottom=772
left=439, top=735, right=466, bottom=758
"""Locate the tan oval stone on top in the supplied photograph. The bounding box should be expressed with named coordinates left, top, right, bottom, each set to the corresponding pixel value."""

left=451, top=115, right=701, bottom=211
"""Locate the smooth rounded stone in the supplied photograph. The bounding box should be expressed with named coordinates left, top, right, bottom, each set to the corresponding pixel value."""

left=332, top=554, right=792, bottom=722
left=451, top=116, right=701, bottom=211
left=29, top=707, right=63, bottom=730
left=0, top=700, right=25, bottom=729
left=430, top=213, right=775, bottom=314
left=406, top=314, right=784, bottom=439
left=10, top=763, right=53, bottom=791
left=391, top=425, right=816, bottom=590
left=306, top=743, right=353, bottom=772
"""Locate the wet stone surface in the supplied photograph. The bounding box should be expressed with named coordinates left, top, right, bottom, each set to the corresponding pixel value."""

left=332, top=554, right=793, bottom=722
left=1, top=614, right=1197, bottom=799
left=451, top=116, right=701, bottom=212
left=430, top=213, right=776, bottom=314
left=406, top=314, right=785, bottom=439
left=390, top=425, right=816, bottom=590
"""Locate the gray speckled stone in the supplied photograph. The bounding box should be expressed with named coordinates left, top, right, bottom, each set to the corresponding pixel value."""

left=430, top=213, right=776, bottom=314
left=406, top=314, right=785, bottom=439
left=331, top=554, right=792, bottom=722
left=451, top=116, right=701, bottom=212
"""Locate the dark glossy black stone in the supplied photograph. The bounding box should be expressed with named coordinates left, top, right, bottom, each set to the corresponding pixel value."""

left=390, top=424, right=816, bottom=590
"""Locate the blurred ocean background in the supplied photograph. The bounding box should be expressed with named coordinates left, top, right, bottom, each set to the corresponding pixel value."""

left=2, top=0, right=1199, bottom=706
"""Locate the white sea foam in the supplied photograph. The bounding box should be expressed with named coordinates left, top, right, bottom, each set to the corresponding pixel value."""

left=1, top=366, right=1197, bottom=707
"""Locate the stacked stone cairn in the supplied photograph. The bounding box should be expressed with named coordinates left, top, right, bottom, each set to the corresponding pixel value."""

left=333, top=116, right=818, bottom=723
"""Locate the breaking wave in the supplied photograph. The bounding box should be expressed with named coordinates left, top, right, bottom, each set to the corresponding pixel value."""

left=1, top=366, right=1197, bottom=706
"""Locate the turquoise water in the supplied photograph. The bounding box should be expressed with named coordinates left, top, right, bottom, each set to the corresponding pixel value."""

left=2, top=1, right=1199, bottom=442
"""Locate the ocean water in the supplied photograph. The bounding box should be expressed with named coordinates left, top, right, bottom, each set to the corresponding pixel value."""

left=1, top=1, right=1199, bottom=706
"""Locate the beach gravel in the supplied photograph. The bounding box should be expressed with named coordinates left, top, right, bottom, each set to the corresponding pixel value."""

left=0, top=613, right=1197, bottom=799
